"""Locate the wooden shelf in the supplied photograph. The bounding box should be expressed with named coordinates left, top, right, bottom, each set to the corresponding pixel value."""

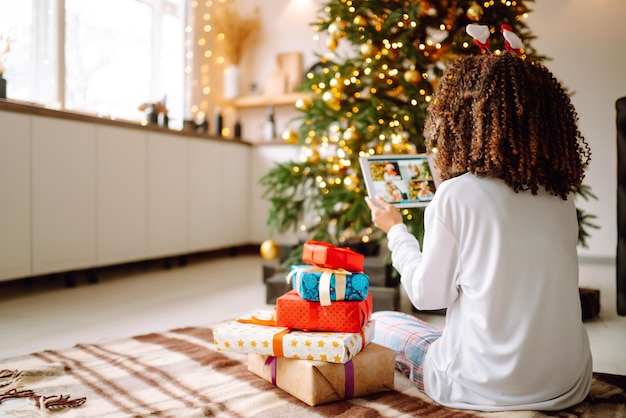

left=229, top=92, right=310, bottom=109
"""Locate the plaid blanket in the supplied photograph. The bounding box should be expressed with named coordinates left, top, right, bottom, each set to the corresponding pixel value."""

left=0, top=326, right=624, bottom=417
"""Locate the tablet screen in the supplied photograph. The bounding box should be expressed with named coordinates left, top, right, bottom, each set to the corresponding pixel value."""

left=359, top=154, right=440, bottom=208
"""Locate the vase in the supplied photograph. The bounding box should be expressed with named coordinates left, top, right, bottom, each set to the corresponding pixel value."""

left=0, top=75, right=6, bottom=99
left=223, top=64, right=241, bottom=100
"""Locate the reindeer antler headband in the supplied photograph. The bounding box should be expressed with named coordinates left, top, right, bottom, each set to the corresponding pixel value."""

left=466, top=23, right=524, bottom=55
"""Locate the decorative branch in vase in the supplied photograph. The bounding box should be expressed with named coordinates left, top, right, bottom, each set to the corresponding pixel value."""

left=213, top=1, right=260, bottom=99
left=0, top=33, right=11, bottom=75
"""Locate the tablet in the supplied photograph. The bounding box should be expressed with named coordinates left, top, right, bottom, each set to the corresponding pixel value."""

left=359, top=154, right=440, bottom=208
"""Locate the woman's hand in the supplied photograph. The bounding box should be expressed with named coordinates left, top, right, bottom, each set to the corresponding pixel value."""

left=365, top=196, right=404, bottom=233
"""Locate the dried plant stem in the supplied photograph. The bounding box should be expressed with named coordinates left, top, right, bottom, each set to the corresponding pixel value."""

left=213, top=1, right=261, bottom=65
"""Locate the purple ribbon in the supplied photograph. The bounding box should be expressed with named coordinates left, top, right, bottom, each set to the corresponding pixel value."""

left=344, top=360, right=354, bottom=399
left=264, top=356, right=277, bottom=385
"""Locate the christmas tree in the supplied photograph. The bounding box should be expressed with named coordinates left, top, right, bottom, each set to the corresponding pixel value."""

left=260, top=0, right=593, bottom=262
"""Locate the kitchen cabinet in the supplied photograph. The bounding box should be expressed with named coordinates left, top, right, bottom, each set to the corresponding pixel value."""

left=0, top=112, right=31, bottom=280
left=31, top=117, right=97, bottom=275
left=96, top=126, right=148, bottom=266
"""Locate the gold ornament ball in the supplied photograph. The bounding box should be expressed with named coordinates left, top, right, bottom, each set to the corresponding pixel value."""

left=322, top=90, right=341, bottom=111
left=295, top=97, right=312, bottom=111
left=282, top=129, right=299, bottom=144
left=326, top=36, right=338, bottom=51
left=390, top=85, right=405, bottom=98
left=360, top=41, right=375, bottom=57
left=404, top=69, right=420, bottom=84
left=466, top=4, right=484, bottom=21
left=328, top=21, right=346, bottom=39
left=306, top=148, right=321, bottom=164
left=260, top=240, right=280, bottom=260
left=353, top=15, right=367, bottom=27
left=343, top=174, right=359, bottom=191
left=343, top=126, right=359, bottom=141
left=329, top=76, right=346, bottom=91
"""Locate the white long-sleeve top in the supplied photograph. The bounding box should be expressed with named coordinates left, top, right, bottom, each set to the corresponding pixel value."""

left=387, top=173, right=592, bottom=411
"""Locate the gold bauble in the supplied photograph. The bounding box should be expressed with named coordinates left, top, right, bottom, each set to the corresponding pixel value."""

left=306, top=148, right=321, bottom=164
left=328, top=21, right=346, bottom=39
left=343, top=126, right=359, bottom=141
left=360, top=41, right=375, bottom=57
left=322, top=91, right=341, bottom=111
left=404, top=69, right=420, bottom=84
left=329, top=76, right=346, bottom=91
left=353, top=15, right=367, bottom=27
left=466, top=3, right=484, bottom=21
left=260, top=240, right=280, bottom=260
left=343, top=174, right=359, bottom=191
left=326, top=36, right=338, bottom=51
left=282, top=129, right=299, bottom=144
left=390, top=85, right=405, bottom=97
left=295, top=97, right=313, bottom=111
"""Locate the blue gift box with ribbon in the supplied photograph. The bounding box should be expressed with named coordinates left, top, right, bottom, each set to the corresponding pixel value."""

left=287, top=265, right=369, bottom=306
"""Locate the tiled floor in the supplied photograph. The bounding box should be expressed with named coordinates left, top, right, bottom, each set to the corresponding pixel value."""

left=1, top=253, right=624, bottom=375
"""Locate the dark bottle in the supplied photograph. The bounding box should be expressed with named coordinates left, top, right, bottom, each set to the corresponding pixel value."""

left=214, top=107, right=223, bottom=136
left=234, top=120, right=242, bottom=140
left=161, top=95, right=169, bottom=128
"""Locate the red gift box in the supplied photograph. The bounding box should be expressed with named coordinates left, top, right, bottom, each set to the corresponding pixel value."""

left=302, top=241, right=364, bottom=272
left=276, top=290, right=372, bottom=333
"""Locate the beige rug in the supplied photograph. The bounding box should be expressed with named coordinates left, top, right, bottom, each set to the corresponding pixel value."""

left=0, top=326, right=624, bottom=417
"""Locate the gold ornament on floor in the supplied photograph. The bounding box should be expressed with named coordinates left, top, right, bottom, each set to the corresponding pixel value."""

left=260, top=240, right=280, bottom=260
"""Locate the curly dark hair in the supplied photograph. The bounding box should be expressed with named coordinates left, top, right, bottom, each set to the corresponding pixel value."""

left=424, top=52, right=591, bottom=199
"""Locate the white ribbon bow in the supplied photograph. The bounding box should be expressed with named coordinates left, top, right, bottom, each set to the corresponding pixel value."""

left=287, top=266, right=350, bottom=306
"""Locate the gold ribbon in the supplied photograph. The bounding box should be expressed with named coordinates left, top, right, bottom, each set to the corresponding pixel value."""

left=236, top=311, right=277, bottom=327
left=286, top=266, right=349, bottom=307
left=235, top=313, right=289, bottom=357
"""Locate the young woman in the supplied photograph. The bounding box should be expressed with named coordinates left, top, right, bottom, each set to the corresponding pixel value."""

left=366, top=51, right=593, bottom=411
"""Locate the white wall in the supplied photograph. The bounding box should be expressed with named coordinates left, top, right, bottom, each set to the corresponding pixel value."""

left=527, top=1, right=626, bottom=260
left=237, top=0, right=625, bottom=260
left=238, top=0, right=327, bottom=96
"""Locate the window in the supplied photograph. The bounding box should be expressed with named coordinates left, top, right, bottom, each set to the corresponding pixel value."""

left=0, top=0, right=189, bottom=127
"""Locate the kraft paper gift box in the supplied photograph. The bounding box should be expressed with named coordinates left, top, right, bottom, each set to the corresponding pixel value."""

left=213, top=312, right=375, bottom=364
left=302, top=240, right=364, bottom=272
left=247, top=342, right=395, bottom=406
left=288, top=265, right=369, bottom=306
left=276, top=290, right=372, bottom=333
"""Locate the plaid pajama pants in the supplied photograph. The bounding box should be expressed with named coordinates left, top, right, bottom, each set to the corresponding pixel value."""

left=371, top=311, right=442, bottom=391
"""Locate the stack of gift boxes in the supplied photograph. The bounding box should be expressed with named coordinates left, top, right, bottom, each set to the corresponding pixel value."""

left=213, top=241, right=396, bottom=406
